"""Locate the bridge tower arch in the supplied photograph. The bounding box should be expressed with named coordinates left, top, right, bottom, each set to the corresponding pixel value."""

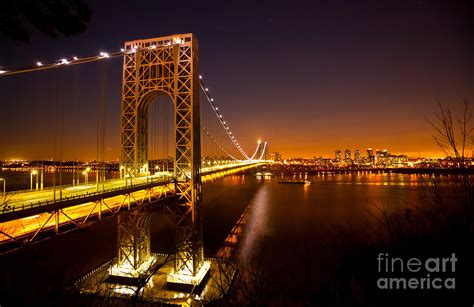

left=119, top=34, right=204, bottom=280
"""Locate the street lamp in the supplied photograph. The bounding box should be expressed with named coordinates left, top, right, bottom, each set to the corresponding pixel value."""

left=40, top=168, right=44, bottom=190
left=30, top=170, right=38, bottom=191
left=0, top=178, right=5, bottom=197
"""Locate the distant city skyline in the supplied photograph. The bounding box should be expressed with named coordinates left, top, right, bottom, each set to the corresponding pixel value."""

left=271, top=145, right=460, bottom=160
left=0, top=142, right=464, bottom=161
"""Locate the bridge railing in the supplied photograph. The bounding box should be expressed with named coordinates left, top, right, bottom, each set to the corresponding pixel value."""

left=1, top=172, right=172, bottom=195
left=0, top=175, right=174, bottom=215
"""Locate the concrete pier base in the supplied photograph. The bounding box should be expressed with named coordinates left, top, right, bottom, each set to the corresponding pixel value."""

left=75, top=254, right=236, bottom=305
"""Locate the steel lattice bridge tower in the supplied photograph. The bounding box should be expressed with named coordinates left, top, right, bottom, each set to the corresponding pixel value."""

left=118, top=34, right=206, bottom=287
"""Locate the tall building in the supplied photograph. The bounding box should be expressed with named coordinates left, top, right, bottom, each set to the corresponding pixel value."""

left=375, top=149, right=389, bottom=166
left=367, top=148, right=375, bottom=165
left=270, top=152, right=281, bottom=161
left=376, top=149, right=388, bottom=158
left=367, top=148, right=374, bottom=158
left=354, top=149, right=361, bottom=162
left=335, top=149, right=341, bottom=162
left=344, top=149, right=351, bottom=162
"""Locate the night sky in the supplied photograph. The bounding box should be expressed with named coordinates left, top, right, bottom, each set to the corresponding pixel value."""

left=0, top=0, right=473, bottom=160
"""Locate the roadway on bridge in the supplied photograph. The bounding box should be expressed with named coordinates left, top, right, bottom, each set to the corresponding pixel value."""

left=0, top=162, right=263, bottom=215
left=0, top=161, right=264, bottom=245
left=1, top=173, right=170, bottom=213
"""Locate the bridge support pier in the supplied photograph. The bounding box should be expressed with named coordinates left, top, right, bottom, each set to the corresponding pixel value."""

left=111, top=211, right=152, bottom=278
left=166, top=183, right=210, bottom=290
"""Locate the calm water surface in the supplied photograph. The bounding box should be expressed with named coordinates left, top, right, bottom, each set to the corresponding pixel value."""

left=203, top=172, right=448, bottom=291
left=0, top=171, right=450, bottom=301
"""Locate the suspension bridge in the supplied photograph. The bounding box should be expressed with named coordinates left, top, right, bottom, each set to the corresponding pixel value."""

left=0, top=33, right=269, bottom=302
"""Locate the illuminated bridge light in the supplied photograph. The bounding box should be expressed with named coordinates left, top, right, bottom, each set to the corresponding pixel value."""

left=167, top=261, right=211, bottom=286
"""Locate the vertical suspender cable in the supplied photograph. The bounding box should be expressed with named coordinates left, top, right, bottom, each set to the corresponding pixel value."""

left=102, top=62, right=107, bottom=182
left=37, top=72, right=46, bottom=190
left=53, top=70, right=58, bottom=199
left=161, top=101, right=164, bottom=161
left=59, top=71, right=64, bottom=195
left=96, top=61, right=107, bottom=186
left=53, top=69, right=63, bottom=200
left=153, top=102, right=157, bottom=163
left=165, top=96, right=169, bottom=171
left=72, top=66, right=80, bottom=185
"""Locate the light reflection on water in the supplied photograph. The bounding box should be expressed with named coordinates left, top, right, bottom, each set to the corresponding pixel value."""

left=204, top=172, right=462, bottom=276
left=236, top=184, right=270, bottom=263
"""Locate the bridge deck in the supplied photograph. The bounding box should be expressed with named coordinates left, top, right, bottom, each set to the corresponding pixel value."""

left=0, top=162, right=263, bottom=219
left=0, top=162, right=265, bottom=246
left=0, top=177, right=173, bottom=223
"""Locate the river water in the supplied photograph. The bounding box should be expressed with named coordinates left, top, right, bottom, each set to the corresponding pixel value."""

left=202, top=173, right=440, bottom=292
left=0, top=170, right=453, bottom=303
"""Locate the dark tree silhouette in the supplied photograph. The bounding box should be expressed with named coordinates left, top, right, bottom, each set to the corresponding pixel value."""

left=0, top=0, right=92, bottom=43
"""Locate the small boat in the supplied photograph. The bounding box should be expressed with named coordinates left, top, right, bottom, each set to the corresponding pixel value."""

left=278, top=180, right=311, bottom=185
